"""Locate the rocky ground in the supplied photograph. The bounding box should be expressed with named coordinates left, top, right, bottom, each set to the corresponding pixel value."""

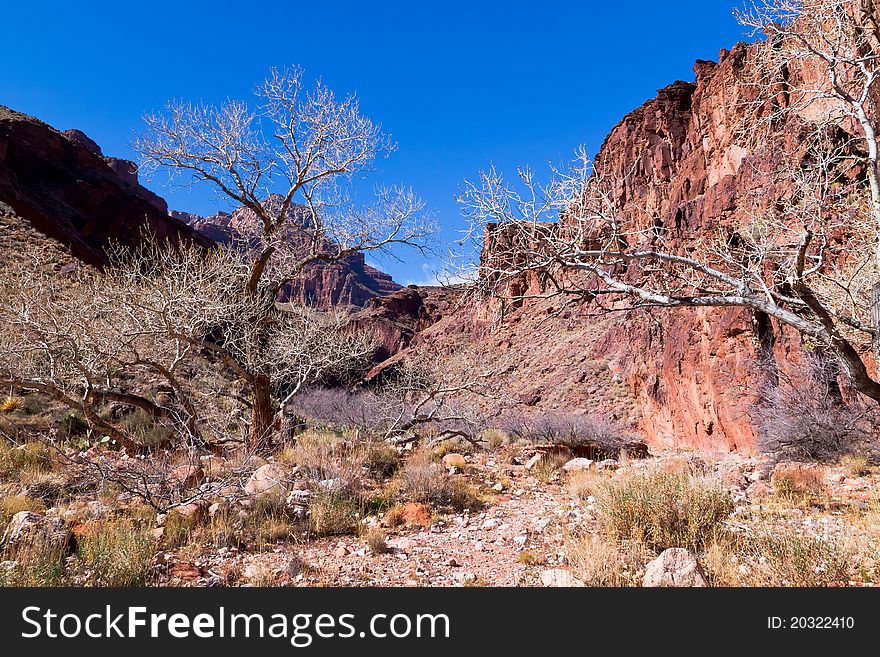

left=143, top=447, right=880, bottom=588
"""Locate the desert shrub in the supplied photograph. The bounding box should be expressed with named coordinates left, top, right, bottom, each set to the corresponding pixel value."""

left=0, top=440, right=53, bottom=480
left=53, top=411, right=90, bottom=438
left=756, top=356, right=877, bottom=459
left=0, top=494, right=46, bottom=525
left=162, top=510, right=203, bottom=550
left=287, top=388, right=390, bottom=433
left=364, top=442, right=399, bottom=479
left=565, top=532, right=651, bottom=587
left=363, top=526, right=388, bottom=555
left=480, top=429, right=508, bottom=450
left=0, top=395, right=22, bottom=414
left=309, top=491, right=359, bottom=537
left=121, top=408, right=174, bottom=448
left=744, top=530, right=853, bottom=587
left=567, top=468, right=605, bottom=501
left=532, top=453, right=570, bottom=484
left=499, top=411, right=638, bottom=456
left=20, top=393, right=50, bottom=416
left=0, top=534, right=68, bottom=586
left=76, top=518, right=155, bottom=586
left=840, top=454, right=870, bottom=477
left=772, top=466, right=826, bottom=506
left=286, top=430, right=364, bottom=496
left=397, top=450, right=482, bottom=511
left=517, top=549, right=542, bottom=566
left=597, top=468, right=733, bottom=551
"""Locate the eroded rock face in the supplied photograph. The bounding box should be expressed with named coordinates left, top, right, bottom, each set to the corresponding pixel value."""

left=384, top=43, right=861, bottom=453
left=0, top=106, right=207, bottom=266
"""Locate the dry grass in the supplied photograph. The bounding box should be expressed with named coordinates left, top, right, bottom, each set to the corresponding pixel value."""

left=285, top=430, right=365, bottom=495
left=0, top=494, right=46, bottom=525
left=773, top=466, right=827, bottom=507
left=532, top=453, right=570, bottom=484
left=596, top=467, right=733, bottom=551
left=397, top=449, right=482, bottom=512
left=363, top=526, right=388, bottom=555
left=840, top=454, right=870, bottom=478
left=309, top=491, right=358, bottom=537
left=0, top=440, right=53, bottom=481
left=76, top=517, right=155, bottom=586
left=0, top=533, right=68, bottom=586
left=565, top=532, right=651, bottom=586
left=567, top=468, right=607, bottom=501
left=703, top=528, right=854, bottom=587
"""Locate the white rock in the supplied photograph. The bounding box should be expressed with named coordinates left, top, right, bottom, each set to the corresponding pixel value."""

left=642, top=548, right=708, bottom=587
left=481, top=518, right=499, bottom=530
left=540, top=569, right=585, bottom=587
left=244, top=464, right=288, bottom=501
left=562, top=458, right=594, bottom=473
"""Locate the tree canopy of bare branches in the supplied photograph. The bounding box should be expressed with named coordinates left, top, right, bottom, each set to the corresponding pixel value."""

left=458, top=1, right=880, bottom=413
left=134, top=66, right=437, bottom=447
left=0, top=239, right=375, bottom=452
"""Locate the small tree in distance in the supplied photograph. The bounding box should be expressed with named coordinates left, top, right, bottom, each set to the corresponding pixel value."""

left=134, top=66, right=436, bottom=449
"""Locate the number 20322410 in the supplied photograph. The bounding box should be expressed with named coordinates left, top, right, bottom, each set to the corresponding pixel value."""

left=768, top=617, right=854, bottom=630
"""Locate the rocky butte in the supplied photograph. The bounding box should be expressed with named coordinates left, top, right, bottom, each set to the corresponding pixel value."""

left=370, top=40, right=873, bottom=455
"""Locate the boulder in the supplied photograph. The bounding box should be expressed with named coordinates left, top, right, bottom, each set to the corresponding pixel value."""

left=642, top=548, right=708, bottom=587
left=562, top=458, right=594, bottom=473
left=244, top=464, right=289, bottom=502
left=539, top=569, right=585, bottom=587
left=0, top=511, right=72, bottom=554
left=441, top=453, right=467, bottom=470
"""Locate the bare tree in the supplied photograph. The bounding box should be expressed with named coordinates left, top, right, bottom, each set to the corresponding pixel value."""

left=288, top=356, right=499, bottom=447
left=0, top=239, right=375, bottom=452
left=458, top=1, right=880, bottom=410
left=134, top=67, right=436, bottom=447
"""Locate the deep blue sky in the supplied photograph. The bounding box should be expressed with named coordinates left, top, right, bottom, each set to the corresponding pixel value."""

left=2, top=1, right=746, bottom=284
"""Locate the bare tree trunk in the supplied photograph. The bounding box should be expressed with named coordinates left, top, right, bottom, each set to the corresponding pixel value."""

left=249, top=373, right=275, bottom=452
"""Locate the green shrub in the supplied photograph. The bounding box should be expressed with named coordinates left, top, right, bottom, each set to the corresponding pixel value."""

left=597, top=468, right=733, bottom=551
left=309, top=492, right=359, bottom=537
left=398, top=451, right=482, bottom=512
left=76, top=518, right=155, bottom=586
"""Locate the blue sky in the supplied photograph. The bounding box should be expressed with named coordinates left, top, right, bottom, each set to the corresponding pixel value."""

left=2, top=1, right=746, bottom=284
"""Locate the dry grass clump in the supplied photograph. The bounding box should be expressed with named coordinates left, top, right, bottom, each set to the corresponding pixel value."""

left=363, top=526, right=388, bottom=555
left=596, top=468, right=733, bottom=551
left=0, top=440, right=53, bottom=481
left=840, top=454, right=870, bottom=478
left=772, top=466, right=827, bottom=506
left=309, top=491, right=359, bottom=537
left=480, top=429, right=508, bottom=450
left=0, top=533, right=68, bottom=586
left=565, top=532, right=651, bottom=586
left=532, top=453, right=570, bottom=484
left=396, top=449, right=482, bottom=512
left=76, top=517, right=155, bottom=586
left=567, top=469, right=607, bottom=501
left=285, top=430, right=365, bottom=495
left=703, top=528, right=854, bottom=587
left=0, top=494, right=46, bottom=525
left=364, top=442, right=400, bottom=479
